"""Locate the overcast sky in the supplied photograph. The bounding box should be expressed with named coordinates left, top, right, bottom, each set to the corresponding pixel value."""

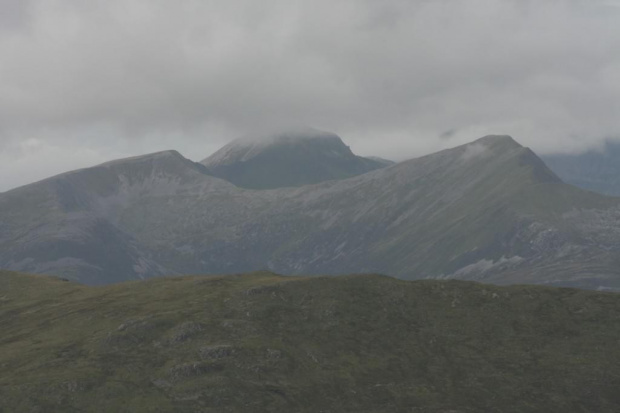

left=1, top=0, right=620, bottom=191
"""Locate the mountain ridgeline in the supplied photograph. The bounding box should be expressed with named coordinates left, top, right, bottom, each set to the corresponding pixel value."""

left=1, top=132, right=620, bottom=289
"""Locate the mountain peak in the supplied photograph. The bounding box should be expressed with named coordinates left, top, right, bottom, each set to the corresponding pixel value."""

left=238, top=127, right=342, bottom=145
left=460, top=135, right=561, bottom=184
left=202, top=128, right=349, bottom=168
left=471, top=135, right=522, bottom=149
left=99, top=150, right=184, bottom=168
left=200, top=128, right=388, bottom=189
left=90, top=149, right=212, bottom=187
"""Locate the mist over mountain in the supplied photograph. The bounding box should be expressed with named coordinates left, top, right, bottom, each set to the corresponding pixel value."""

left=543, top=141, right=620, bottom=196
left=1, top=133, right=620, bottom=289
left=200, top=128, right=388, bottom=189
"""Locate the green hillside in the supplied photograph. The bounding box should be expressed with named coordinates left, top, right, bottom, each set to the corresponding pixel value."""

left=1, top=270, right=620, bottom=412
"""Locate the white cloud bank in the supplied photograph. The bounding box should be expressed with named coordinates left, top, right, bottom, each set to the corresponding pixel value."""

left=1, top=0, right=620, bottom=190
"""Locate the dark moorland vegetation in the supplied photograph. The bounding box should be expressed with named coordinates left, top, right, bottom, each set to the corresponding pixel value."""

left=1, top=270, right=620, bottom=412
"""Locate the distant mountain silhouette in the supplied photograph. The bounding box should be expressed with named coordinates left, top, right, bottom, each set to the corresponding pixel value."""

left=543, top=141, right=620, bottom=196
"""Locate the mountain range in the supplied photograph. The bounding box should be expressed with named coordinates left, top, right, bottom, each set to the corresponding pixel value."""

left=542, top=141, right=620, bottom=196
left=1, top=130, right=620, bottom=289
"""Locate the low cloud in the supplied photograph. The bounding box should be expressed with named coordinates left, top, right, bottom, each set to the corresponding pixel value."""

left=1, top=0, right=620, bottom=190
left=460, top=142, right=490, bottom=162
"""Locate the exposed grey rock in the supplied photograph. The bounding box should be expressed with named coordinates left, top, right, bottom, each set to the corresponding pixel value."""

left=117, top=316, right=155, bottom=332
left=199, top=345, right=235, bottom=360
left=168, top=321, right=203, bottom=344
left=168, top=361, right=222, bottom=381
left=266, top=348, right=283, bottom=360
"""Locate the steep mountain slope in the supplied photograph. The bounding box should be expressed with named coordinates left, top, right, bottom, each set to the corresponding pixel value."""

left=1, top=135, right=620, bottom=289
left=2, top=270, right=620, bottom=413
left=543, top=141, right=620, bottom=196
left=0, top=151, right=211, bottom=284
left=201, top=128, right=387, bottom=189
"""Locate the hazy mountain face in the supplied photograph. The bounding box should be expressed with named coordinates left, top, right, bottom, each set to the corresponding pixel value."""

left=1, top=134, right=620, bottom=289
left=200, top=128, right=388, bottom=189
left=543, top=142, right=620, bottom=196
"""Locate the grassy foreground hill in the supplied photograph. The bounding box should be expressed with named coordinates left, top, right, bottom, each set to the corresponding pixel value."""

left=1, top=270, right=620, bottom=412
